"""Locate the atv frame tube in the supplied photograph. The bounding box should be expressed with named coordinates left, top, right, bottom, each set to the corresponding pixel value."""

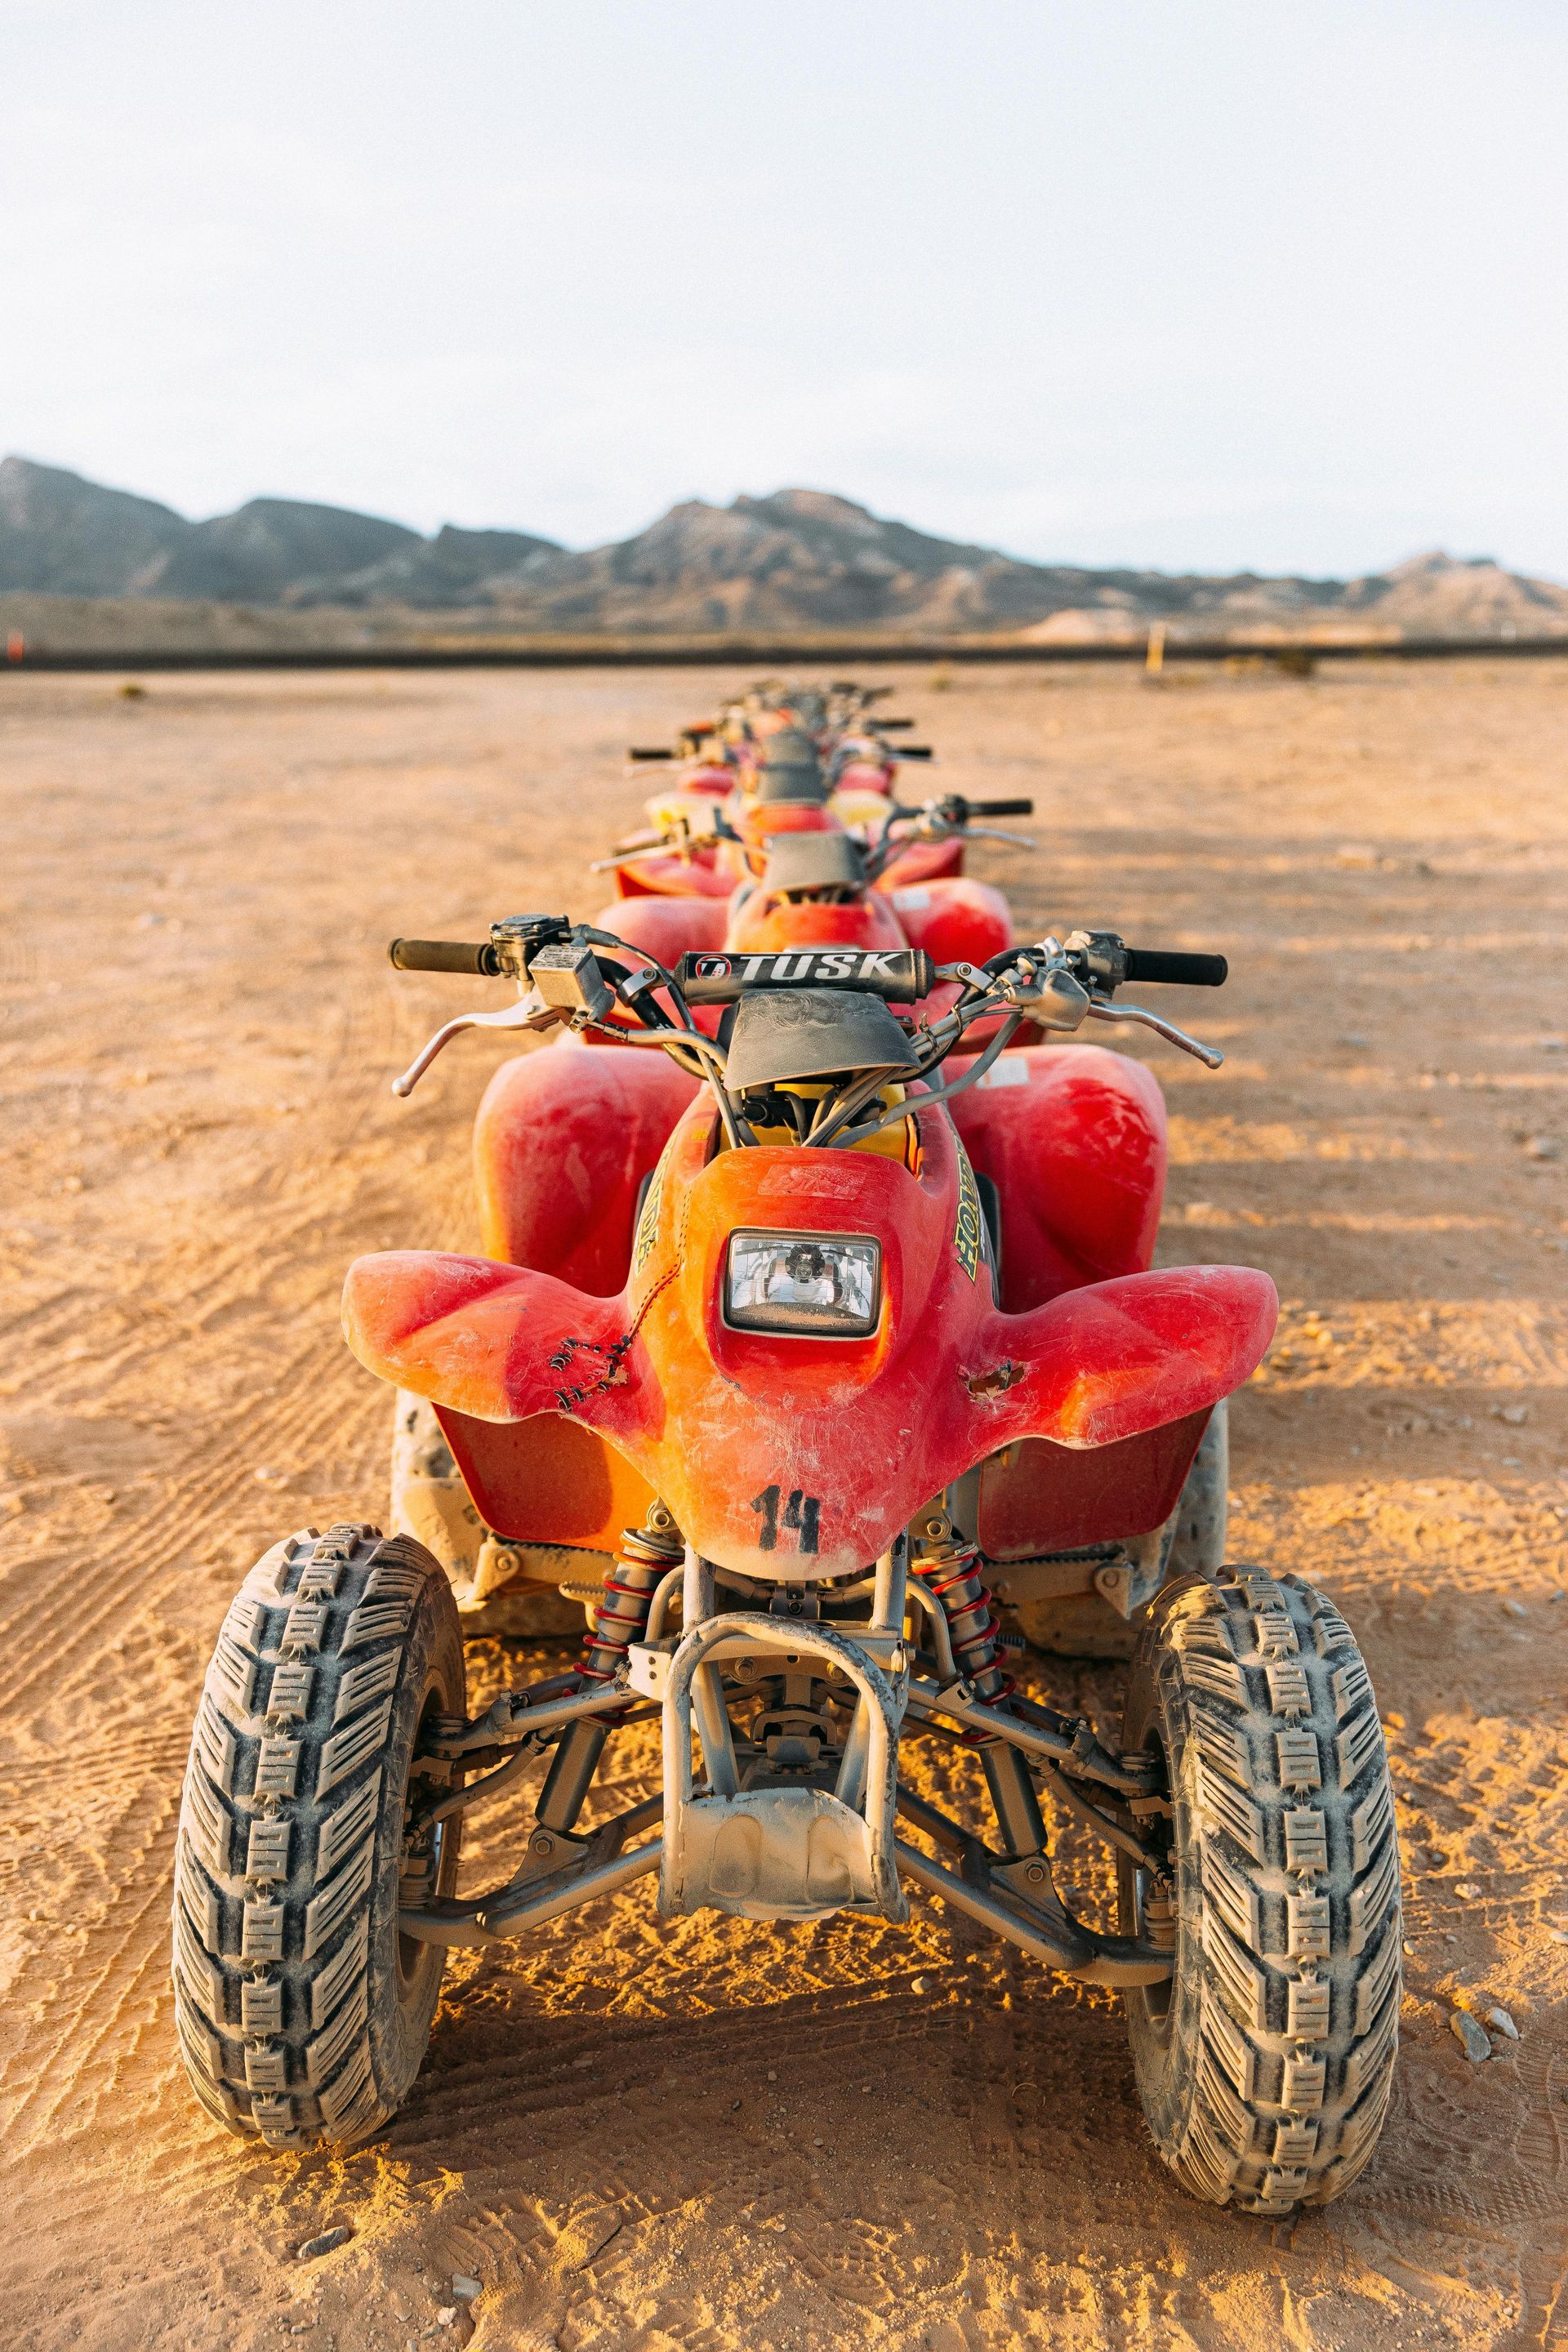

left=393, top=1564, right=1177, bottom=1981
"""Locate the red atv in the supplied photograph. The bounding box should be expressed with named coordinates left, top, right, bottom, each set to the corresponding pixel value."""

left=608, top=723, right=955, bottom=911
left=174, top=921, right=1401, bottom=2218
left=390, top=780, right=1043, bottom=1620
left=627, top=673, right=918, bottom=813
left=595, top=780, right=1036, bottom=994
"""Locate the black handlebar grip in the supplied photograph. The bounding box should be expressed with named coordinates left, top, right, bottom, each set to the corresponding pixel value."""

left=969, top=797, right=1035, bottom=817
left=1123, top=948, right=1228, bottom=988
left=896, top=745, right=934, bottom=760
left=629, top=746, right=675, bottom=760
left=388, top=938, right=499, bottom=976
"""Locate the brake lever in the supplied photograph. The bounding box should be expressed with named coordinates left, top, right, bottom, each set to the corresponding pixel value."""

left=1085, top=998, right=1224, bottom=1068
left=391, top=992, right=564, bottom=1098
left=590, top=845, right=657, bottom=872
left=998, top=962, right=1089, bottom=1030
left=592, top=836, right=720, bottom=874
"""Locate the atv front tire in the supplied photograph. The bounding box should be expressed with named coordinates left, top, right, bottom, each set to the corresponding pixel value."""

left=172, top=1523, right=465, bottom=2148
left=1118, top=1566, right=1401, bottom=2212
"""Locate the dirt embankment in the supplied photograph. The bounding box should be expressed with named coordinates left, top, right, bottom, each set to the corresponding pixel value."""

left=0, top=661, right=1564, bottom=2350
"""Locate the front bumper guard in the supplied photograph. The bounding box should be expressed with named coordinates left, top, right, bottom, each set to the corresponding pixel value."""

left=399, top=1610, right=1170, bottom=1984
left=657, top=1613, right=908, bottom=1924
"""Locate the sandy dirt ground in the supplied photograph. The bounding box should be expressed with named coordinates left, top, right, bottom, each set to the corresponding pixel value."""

left=1, top=659, right=1566, bottom=2352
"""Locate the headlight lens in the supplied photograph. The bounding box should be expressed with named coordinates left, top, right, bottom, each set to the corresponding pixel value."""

left=724, top=1229, right=882, bottom=1338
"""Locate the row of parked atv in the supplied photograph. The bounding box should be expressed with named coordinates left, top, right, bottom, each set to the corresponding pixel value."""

left=390, top=677, right=1070, bottom=1611
left=174, top=676, right=1402, bottom=2220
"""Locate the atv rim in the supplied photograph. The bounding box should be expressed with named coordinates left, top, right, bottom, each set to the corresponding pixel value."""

left=397, top=1680, right=458, bottom=1991
left=1129, top=1731, right=1176, bottom=2033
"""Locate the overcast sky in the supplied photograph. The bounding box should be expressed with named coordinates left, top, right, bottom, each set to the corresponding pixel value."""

left=5, top=0, right=1566, bottom=577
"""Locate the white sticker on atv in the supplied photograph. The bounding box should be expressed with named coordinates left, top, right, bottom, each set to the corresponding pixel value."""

left=977, top=1059, right=1029, bottom=1089
left=892, top=887, right=932, bottom=911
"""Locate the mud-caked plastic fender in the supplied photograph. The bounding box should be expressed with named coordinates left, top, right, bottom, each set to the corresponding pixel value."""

left=344, top=1251, right=622, bottom=1423
left=985, top=1267, right=1277, bottom=1449
left=341, top=1250, right=1276, bottom=1579
left=591, top=893, right=728, bottom=967
left=344, top=1101, right=1277, bottom=1580
left=950, top=1045, right=1167, bottom=1304
left=612, top=852, right=734, bottom=901
left=883, top=876, right=1011, bottom=968
left=473, top=1039, right=697, bottom=1294
left=726, top=891, right=907, bottom=956
left=875, top=837, right=965, bottom=888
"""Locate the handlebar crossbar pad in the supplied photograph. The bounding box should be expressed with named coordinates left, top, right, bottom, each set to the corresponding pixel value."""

left=677, top=947, right=934, bottom=1004
left=1123, top=948, right=1228, bottom=988
left=388, top=938, right=500, bottom=976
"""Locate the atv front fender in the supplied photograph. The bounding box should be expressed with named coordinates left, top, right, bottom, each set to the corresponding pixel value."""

left=881, top=876, right=1011, bottom=967
left=614, top=852, right=733, bottom=900
left=342, top=1249, right=1276, bottom=1578
left=590, top=894, right=729, bottom=966
left=474, top=1039, right=698, bottom=1290
left=976, top=1265, right=1276, bottom=1450
left=343, top=1251, right=628, bottom=1423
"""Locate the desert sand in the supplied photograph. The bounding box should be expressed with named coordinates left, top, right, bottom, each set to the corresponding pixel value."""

left=1, top=657, right=1565, bottom=2351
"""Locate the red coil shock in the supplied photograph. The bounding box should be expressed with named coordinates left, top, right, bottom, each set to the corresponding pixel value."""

left=911, top=1511, right=1013, bottom=1707
left=578, top=1507, right=684, bottom=1687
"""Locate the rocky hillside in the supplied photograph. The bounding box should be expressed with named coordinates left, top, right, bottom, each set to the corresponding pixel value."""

left=2, top=455, right=1564, bottom=639
left=0, top=457, right=561, bottom=608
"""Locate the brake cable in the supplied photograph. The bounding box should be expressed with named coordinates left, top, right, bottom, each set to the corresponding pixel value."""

left=819, top=1005, right=1024, bottom=1148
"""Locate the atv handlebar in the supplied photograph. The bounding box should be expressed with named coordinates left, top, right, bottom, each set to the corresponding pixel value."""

left=389, top=937, right=501, bottom=977
left=1123, top=948, right=1228, bottom=989
left=1062, top=929, right=1227, bottom=996
left=862, top=793, right=1036, bottom=876
left=382, top=915, right=1230, bottom=1107
left=953, top=795, right=1034, bottom=820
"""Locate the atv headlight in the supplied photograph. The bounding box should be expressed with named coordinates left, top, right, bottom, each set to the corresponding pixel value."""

left=723, top=1229, right=882, bottom=1338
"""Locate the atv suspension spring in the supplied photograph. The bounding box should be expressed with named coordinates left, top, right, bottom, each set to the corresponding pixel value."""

left=911, top=1517, right=1013, bottom=1709
left=578, top=1512, right=684, bottom=1689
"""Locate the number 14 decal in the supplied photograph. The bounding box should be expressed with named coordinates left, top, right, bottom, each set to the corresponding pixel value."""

left=750, top=1485, right=821, bottom=1554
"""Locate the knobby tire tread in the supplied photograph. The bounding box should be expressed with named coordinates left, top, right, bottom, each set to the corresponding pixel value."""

left=1121, top=1566, right=1401, bottom=2213
left=171, top=1522, right=463, bottom=2149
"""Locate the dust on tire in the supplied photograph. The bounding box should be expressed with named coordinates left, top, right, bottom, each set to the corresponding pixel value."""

left=1119, top=1565, right=1401, bottom=2212
left=171, top=1522, right=465, bottom=2148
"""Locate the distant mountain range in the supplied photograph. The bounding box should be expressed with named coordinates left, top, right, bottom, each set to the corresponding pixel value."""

left=3, top=455, right=1566, bottom=641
